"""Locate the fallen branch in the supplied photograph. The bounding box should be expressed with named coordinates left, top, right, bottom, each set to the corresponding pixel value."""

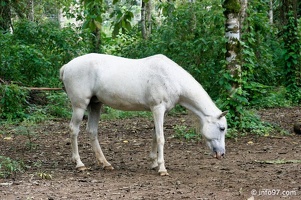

left=28, top=87, right=63, bottom=91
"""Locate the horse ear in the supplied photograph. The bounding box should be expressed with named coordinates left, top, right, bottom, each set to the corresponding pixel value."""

left=218, top=111, right=228, bottom=119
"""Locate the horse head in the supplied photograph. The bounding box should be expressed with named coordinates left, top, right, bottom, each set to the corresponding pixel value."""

left=201, top=111, right=228, bottom=159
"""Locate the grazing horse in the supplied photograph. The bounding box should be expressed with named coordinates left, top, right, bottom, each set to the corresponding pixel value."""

left=60, top=53, right=227, bottom=176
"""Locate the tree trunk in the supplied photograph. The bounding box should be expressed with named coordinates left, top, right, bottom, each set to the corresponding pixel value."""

left=223, top=0, right=242, bottom=96
left=141, top=0, right=152, bottom=39
left=269, top=0, right=273, bottom=24
left=27, top=0, right=34, bottom=21
left=0, top=0, right=12, bottom=33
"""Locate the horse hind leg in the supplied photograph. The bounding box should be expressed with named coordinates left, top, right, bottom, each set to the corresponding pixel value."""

left=87, top=101, right=113, bottom=170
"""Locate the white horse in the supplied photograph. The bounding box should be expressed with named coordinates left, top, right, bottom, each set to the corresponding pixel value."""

left=60, top=53, right=227, bottom=176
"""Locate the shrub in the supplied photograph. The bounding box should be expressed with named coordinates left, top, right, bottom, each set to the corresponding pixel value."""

left=45, top=92, right=71, bottom=118
left=0, top=84, right=29, bottom=121
left=0, top=156, right=24, bottom=179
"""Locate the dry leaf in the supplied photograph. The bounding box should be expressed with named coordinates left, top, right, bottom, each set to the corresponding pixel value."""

left=4, top=137, right=13, bottom=140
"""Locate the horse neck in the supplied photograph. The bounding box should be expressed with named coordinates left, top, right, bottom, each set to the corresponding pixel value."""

left=179, top=82, right=220, bottom=119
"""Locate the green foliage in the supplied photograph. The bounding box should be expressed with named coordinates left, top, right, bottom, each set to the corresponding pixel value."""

left=0, top=84, right=29, bottom=120
left=241, top=1, right=283, bottom=86
left=103, top=32, right=138, bottom=56
left=168, top=105, right=187, bottom=116
left=0, top=19, right=92, bottom=121
left=217, top=0, right=295, bottom=131
left=247, top=85, right=291, bottom=108
left=25, top=107, right=49, bottom=123
left=0, top=83, right=70, bottom=121
left=223, top=0, right=241, bottom=14
left=0, top=34, right=50, bottom=86
left=110, top=5, right=134, bottom=37
left=216, top=84, right=249, bottom=130
left=173, top=125, right=200, bottom=141
left=224, top=109, right=274, bottom=138
left=159, top=0, right=175, bottom=17
left=101, top=106, right=151, bottom=120
left=0, top=20, right=91, bottom=87
left=0, top=156, right=24, bottom=179
left=82, top=0, right=104, bottom=32
left=237, top=110, right=272, bottom=135
left=282, top=10, right=301, bottom=103
left=45, top=92, right=71, bottom=118
left=240, top=0, right=301, bottom=108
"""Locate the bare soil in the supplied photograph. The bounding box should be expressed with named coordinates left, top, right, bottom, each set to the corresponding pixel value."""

left=1, top=107, right=301, bottom=200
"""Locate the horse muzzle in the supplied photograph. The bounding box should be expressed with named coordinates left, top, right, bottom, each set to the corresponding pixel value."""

left=213, top=152, right=225, bottom=159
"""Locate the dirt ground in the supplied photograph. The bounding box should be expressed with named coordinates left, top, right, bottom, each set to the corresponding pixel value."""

left=0, top=107, right=301, bottom=200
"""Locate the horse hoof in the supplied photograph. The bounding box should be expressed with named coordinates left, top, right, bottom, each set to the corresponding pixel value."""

left=159, top=171, right=169, bottom=176
left=104, top=165, right=114, bottom=170
left=76, top=166, right=87, bottom=171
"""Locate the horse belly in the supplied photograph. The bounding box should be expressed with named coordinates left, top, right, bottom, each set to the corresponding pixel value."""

left=98, top=92, right=151, bottom=111
left=95, top=79, right=152, bottom=111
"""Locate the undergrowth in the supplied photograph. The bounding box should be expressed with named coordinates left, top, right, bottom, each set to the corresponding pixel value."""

left=0, top=156, right=24, bottom=179
left=101, top=106, right=152, bottom=120
left=173, top=125, right=201, bottom=141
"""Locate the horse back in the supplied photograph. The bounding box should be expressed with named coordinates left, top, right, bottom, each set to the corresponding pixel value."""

left=61, top=53, right=191, bottom=111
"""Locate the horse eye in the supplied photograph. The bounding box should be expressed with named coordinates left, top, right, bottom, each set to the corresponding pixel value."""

left=220, top=127, right=225, bottom=132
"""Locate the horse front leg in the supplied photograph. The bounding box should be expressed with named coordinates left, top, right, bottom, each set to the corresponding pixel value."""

left=149, top=128, right=158, bottom=169
left=152, top=106, right=168, bottom=176
left=87, top=102, right=113, bottom=170
left=70, top=107, right=86, bottom=170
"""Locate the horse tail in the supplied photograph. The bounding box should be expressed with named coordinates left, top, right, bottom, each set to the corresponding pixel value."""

left=59, top=65, right=66, bottom=81
left=59, top=65, right=67, bottom=92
